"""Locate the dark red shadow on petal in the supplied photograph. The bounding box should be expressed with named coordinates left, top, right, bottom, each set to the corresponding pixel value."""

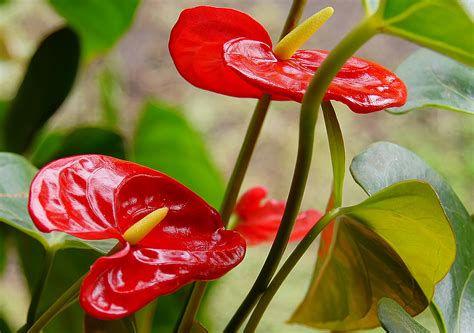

left=224, top=38, right=407, bottom=113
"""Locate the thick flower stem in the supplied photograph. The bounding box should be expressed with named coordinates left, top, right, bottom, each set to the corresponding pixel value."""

left=24, top=249, right=55, bottom=330
left=244, top=208, right=342, bottom=331
left=225, top=18, right=376, bottom=332
left=176, top=2, right=308, bottom=332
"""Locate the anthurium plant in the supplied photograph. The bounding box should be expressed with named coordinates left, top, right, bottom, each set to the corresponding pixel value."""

left=0, top=1, right=472, bottom=333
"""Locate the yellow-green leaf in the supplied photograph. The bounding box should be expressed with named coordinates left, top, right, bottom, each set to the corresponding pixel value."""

left=291, top=181, right=455, bottom=330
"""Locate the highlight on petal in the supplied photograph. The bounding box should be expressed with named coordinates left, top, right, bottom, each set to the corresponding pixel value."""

left=169, top=6, right=273, bottom=98
left=233, top=187, right=322, bottom=245
left=224, top=39, right=407, bottom=113
left=80, top=230, right=246, bottom=319
left=28, top=155, right=222, bottom=242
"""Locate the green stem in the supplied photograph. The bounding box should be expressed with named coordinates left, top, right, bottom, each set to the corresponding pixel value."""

left=321, top=101, right=345, bottom=208
left=176, top=2, right=308, bottom=332
left=244, top=208, right=342, bottom=332
left=27, top=275, right=84, bottom=333
left=25, top=250, right=55, bottom=330
left=429, top=302, right=447, bottom=333
left=226, top=17, right=376, bottom=332
left=27, top=242, right=122, bottom=333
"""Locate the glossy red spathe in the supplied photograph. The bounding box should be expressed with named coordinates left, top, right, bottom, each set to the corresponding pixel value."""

left=169, top=6, right=407, bottom=113
left=28, top=155, right=246, bottom=319
left=234, top=187, right=322, bottom=245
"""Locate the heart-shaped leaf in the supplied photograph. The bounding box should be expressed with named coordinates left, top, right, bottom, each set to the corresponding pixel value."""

left=378, top=298, right=430, bottom=333
left=132, top=101, right=224, bottom=208
left=365, top=0, right=473, bottom=66
left=3, top=27, right=80, bottom=154
left=290, top=181, right=455, bottom=330
left=0, top=152, right=115, bottom=253
left=30, top=127, right=126, bottom=168
left=48, top=0, right=139, bottom=60
left=350, top=141, right=473, bottom=333
left=387, top=48, right=474, bottom=114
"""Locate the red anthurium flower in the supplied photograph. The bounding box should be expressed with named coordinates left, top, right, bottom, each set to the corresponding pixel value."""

left=233, top=187, right=322, bottom=245
left=169, top=6, right=407, bottom=114
left=28, top=155, right=246, bottom=319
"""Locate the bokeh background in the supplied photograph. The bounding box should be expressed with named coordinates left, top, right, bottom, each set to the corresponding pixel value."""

left=0, top=0, right=472, bottom=332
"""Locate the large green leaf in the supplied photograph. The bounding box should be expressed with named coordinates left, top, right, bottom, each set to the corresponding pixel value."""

left=366, top=0, right=474, bottom=66
left=291, top=181, right=455, bottom=330
left=30, top=126, right=126, bottom=168
left=377, top=298, right=430, bottom=333
left=49, top=0, right=139, bottom=59
left=0, top=152, right=115, bottom=253
left=3, top=27, right=80, bottom=154
left=350, top=141, right=473, bottom=333
left=132, top=102, right=224, bottom=208
left=388, top=48, right=474, bottom=114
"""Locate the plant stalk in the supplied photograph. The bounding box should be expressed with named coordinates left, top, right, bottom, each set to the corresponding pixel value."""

left=176, top=2, right=308, bottom=332
left=244, top=208, right=342, bottom=332
left=226, top=17, right=376, bottom=332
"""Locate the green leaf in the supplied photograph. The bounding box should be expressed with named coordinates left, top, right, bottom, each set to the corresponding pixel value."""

left=30, top=127, right=126, bottom=168
left=370, top=0, right=474, bottom=66
left=190, top=321, right=208, bottom=333
left=0, top=152, right=115, bottom=253
left=388, top=48, right=474, bottom=114
left=378, top=298, right=430, bottom=332
left=132, top=101, right=225, bottom=208
left=84, top=314, right=136, bottom=333
left=291, top=181, right=455, bottom=330
left=350, top=141, right=473, bottom=333
left=3, top=27, right=80, bottom=154
left=49, top=0, right=140, bottom=59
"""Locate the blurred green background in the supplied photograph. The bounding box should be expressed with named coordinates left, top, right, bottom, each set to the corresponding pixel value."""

left=0, top=0, right=472, bottom=332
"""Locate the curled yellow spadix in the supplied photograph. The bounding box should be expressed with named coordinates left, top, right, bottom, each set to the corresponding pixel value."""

left=123, top=207, right=169, bottom=245
left=273, top=7, right=334, bottom=60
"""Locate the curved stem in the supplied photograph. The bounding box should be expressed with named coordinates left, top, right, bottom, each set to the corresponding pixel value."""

left=177, top=2, right=308, bottom=332
left=25, top=249, right=55, bottom=330
left=226, top=17, right=376, bottom=332
left=27, top=276, right=84, bottom=333
left=321, top=101, right=345, bottom=208
left=244, top=208, right=342, bottom=332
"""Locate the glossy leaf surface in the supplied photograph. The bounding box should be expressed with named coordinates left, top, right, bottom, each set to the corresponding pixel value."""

left=49, top=0, right=139, bottom=59
left=169, top=6, right=408, bottom=113
left=234, top=187, right=322, bottom=245
left=377, top=298, right=429, bottom=333
left=350, top=141, right=474, bottom=333
left=3, top=27, right=80, bottom=154
left=29, top=154, right=245, bottom=319
left=132, top=102, right=224, bottom=208
left=368, top=0, right=474, bottom=66
left=388, top=48, right=474, bottom=114
left=291, top=181, right=455, bottom=330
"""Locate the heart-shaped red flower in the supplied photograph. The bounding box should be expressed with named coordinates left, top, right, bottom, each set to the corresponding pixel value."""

left=169, top=6, right=407, bottom=113
left=28, top=155, right=246, bottom=319
left=234, top=187, right=322, bottom=245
